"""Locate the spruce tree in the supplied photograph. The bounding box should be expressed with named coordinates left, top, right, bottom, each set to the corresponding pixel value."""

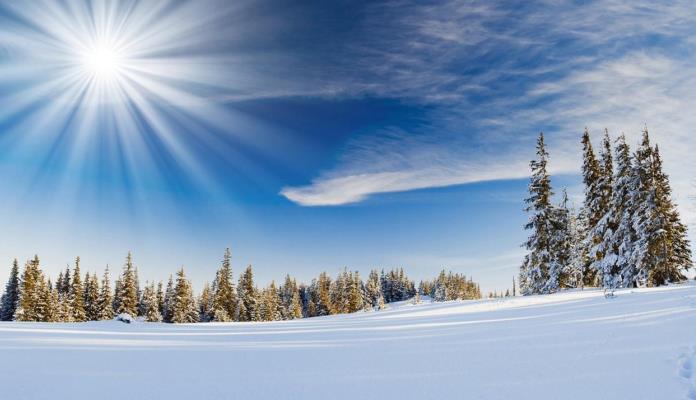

left=591, top=130, right=616, bottom=287
left=211, top=248, right=237, bottom=322
left=647, top=144, right=692, bottom=284
left=0, top=259, right=20, bottom=321
left=142, top=282, right=163, bottom=322
left=116, top=252, right=139, bottom=316
left=520, top=133, right=555, bottom=295
left=163, top=275, right=174, bottom=323
left=603, top=134, right=634, bottom=288
left=170, top=268, right=198, bottom=323
left=97, top=266, right=114, bottom=320
left=15, top=257, right=41, bottom=321
left=70, top=257, right=87, bottom=322
left=581, top=128, right=603, bottom=286
left=198, top=282, right=212, bottom=322
left=630, top=129, right=661, bottom=285
left=237, top=265, right=259, bottom=321
left=84, top=272, right=100, bottom=321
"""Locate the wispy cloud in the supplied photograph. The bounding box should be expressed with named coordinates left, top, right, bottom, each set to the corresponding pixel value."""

left=280, top=0, right=696, bottom=217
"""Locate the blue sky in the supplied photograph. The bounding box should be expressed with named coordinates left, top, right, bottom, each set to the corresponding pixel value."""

left=0, top=0, right=694, bottom=293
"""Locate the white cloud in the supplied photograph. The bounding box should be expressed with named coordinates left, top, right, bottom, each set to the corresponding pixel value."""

left=281, top=0, right=696, bottom=221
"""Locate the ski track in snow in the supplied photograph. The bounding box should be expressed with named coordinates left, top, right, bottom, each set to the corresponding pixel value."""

left=0, top=282, right=695, bottom=400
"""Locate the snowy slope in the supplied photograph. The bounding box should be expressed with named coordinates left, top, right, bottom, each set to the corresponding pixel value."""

left=1, top=283, right=696, bottom=400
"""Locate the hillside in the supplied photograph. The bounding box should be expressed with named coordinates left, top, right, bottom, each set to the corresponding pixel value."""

left=1, top=283, right=695, bottom=399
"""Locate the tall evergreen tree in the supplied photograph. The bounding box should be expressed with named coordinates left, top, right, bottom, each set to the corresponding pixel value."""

left=97, top=266, right=114, bottom=320
left=0, top=259, right=20, bottom=321
left=70, top=257, right=87, bottom=322
left=581, top=128, right=603, bottom=286
left=162, top=275, right=175, bottom=323
left=237, top=265, right=259, bottom=321
left=520, top=133, right=555, bottom=295
left=602, top=134, right=634, bottom=288
left=15, top=257, right=41, bottom=321
left=198, top=282, right=212, bottom=322
left=211, top=248, right=237, bottom=322
left=646, top=143, right=692, bottom=284
left=115, top=252, right=139, bottom=316
left=170, top=268, right=198, bottom=323
left=142, top=282, right=163, bottom=322
left=84, top=272, right=100, bottom=321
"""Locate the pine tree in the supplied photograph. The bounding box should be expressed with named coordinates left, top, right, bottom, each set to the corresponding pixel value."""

left=156, top=281, right=164, bottom=317
left=84, top=272, right=100, bottom=320
left=0, top=259, right=20, bottom=321
left=15, top=257, right=41, bottom=321
left=546, top=189, right=572, bottom=292
left=347, top=271, right=364, bottom=313
left=520, top=133, right=555, bottom=295
left=589, top=130, right=615, bottom=287
left=142, top=282, right=163, bottom=322
left=116, top=252, right=139, bottom=316
left=260, top=281, right=281, bottom=321
left=581, top=128, right=603, bottom=286
left=211, top=248, right=237, bottom=322
left=237, top=265, right=259, bottom=321
left=170, top=268, right=198, bottom=323
left=70, top=257, right=87, bottom=322
left=646, top=143, right=692, bottom=284
left=97, top=266, right=114, bottom=320
left=602, top=134, right=634, bottom=288
left=365, top=270, right=385, bottom=310
left=163, top=275, right=174, bottom=323
left=630, top=129, right=662, bottom=286
left=198, top=282, right=212, bottom=322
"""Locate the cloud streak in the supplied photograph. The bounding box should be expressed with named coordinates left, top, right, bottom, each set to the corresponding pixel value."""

left=280, top=0, right=696, bottom=216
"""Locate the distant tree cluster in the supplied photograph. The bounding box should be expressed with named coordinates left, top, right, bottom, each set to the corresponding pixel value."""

left=520, top=128, right=692, bottom=295
left=419, top=270, right=481, bottom=301
left=0, top=248, right=482, bottom=323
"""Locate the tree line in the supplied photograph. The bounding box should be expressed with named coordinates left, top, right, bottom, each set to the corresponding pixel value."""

left=0, top=248, right=481, bottom=323
left=520, top=128, right=692, bottom=295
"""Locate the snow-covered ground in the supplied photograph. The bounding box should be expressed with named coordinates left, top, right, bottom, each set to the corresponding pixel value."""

left=1, top=283, right=696, bottom=400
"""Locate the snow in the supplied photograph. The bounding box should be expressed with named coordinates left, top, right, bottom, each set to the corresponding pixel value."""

left=1, top=283, right=696, bottom=399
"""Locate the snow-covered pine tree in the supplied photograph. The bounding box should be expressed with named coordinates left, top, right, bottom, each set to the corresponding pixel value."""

left=0, top=259, right=20, bottom=321
left=237, top=265, right=259, bottom=322
left=35, top=273, right=56, bottom=322
left=432, top=270, right=448, bottom=301
left=210, top=248, right=237, bottom=322
left=590, top=130, right=616, bottom=288
left=365, top=270, right=385, bottom=310
left=96, top=266, right=114, bottom=320
left=170, top=268, right=198, bottom=323
left=15, top=257, right=41, bottom=321
left=602, top=134, right=634, bottom=288
left=565, top=206, right=589, bottom=288
left=70, top=257, right=87, bottom=322
left=162, top=275, right=174, bottom=323
left=647, top=144, right=692, bottom=284
left=630, top=129, right=662, bottom=286
left=581, top=128, right=603, bottom=287
left=347, top=271, right=364, bottom=313
left=156, top=281, right=164, bottom=317
left=116, top=252, right=139, bottom=316
left=520, top=133, right=555, bottom=295
left=545, top=189, right=573, bottom=292
left=260, top=281, right=281, bottom=321
left=83, top=272, right=100, bottom=321
left=59, top=266, right=71, bottom=297
left=142, top=281, right=163, bottom=322
left=198, top=282, right=212, bottom=322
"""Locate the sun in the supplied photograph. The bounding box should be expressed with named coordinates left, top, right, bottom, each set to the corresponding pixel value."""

left=81, top=42, right=123, bottom=80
